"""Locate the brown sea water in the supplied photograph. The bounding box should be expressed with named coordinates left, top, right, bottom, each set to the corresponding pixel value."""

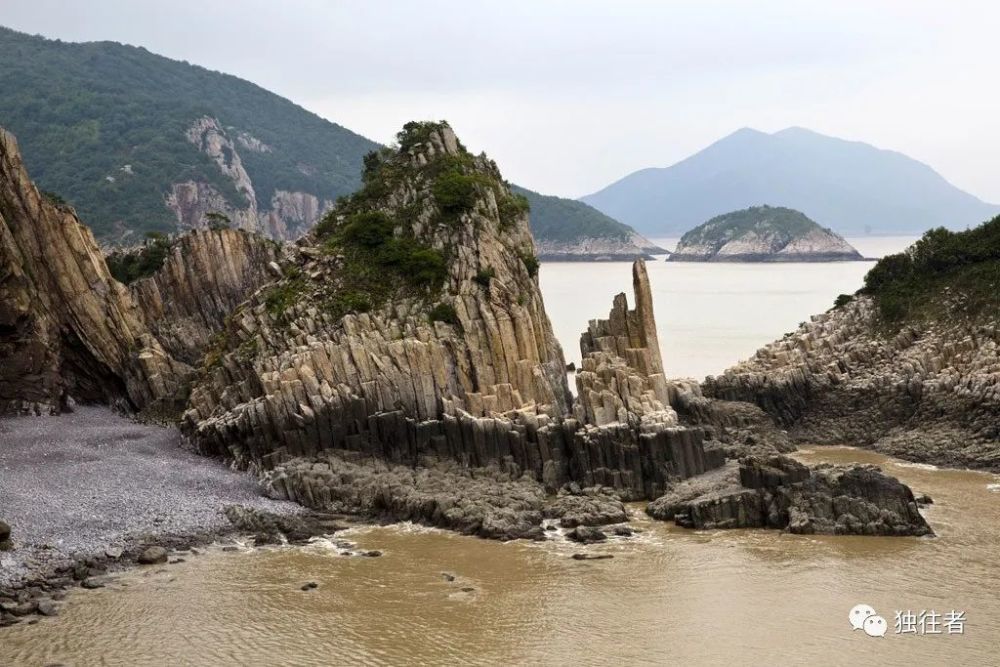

left=4, top=447, right=999, bottom=666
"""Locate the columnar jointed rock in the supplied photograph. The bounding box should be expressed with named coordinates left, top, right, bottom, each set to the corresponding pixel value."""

left=182, top=124, right=721, bottom=500
left=0, top=127, right=188, bottom=415
left=128, top=228, right=281, bottom=364
left=183, top=122, right=571, bottom=462
left=575, top=260, right=669, bottom=426
left=704, top=297, right=1000, bottom=470
left=647, top=454, right=932, bottom=536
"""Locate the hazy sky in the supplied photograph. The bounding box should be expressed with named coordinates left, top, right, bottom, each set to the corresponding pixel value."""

left=4, top=1, right=998, bottom=201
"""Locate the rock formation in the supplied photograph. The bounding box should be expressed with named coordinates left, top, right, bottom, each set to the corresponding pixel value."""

left=128, top=228, right=281, bottom=365
left=705, top=296, right=1000, bottom=470
left=647, top=454, right=932, bottom=536
left=169, top=117, right=335, bottom=240
left=182, top=122, right=723, bottom=501
left=0, top=128, right=187, bottom=415
left=668, top=205, right=863, bottom=262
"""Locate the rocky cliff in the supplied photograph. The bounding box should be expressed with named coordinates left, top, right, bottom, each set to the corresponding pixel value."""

left=181, top=122, right=723, bottom=500
left=705, top=296, right=1000, bottom=470
left=128, top=228, right=282, bottom=365
left=668, top=205, right=863, bottom=262
left=168, top=117, right=336, bottom=240
left=0, top=128, right=186, bottom=415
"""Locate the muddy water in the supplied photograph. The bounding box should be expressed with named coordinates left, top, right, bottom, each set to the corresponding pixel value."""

left=4, top=446, right=999, bottom=666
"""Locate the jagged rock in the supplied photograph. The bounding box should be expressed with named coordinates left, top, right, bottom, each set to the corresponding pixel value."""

left=705, top=297, right=1000, bottom=470
left=0, top=127, right=189, bottom=415
left=0, top=520, right=10, bottom=551
left=127, top=228, right=281, bottom=364
left=647, top=455, right=932, bottom=536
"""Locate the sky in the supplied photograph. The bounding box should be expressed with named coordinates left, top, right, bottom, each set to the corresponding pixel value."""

left=3, top=0, right=998, bottom=202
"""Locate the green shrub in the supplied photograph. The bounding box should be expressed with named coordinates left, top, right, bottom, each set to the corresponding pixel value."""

left=106, top=233, right=173, bottom=284
left=474, top=266, right=496, bottom=288
left=518, top=249, right=540, bottom=277
left=433, top=167, right=479, bottom=219
left=833, top=293, right=854, bottom=309
left=428, top=303, right=460, bottom=327
left=205, top=211, right=231, bottom=231
left=861, top=215, right=1000, bottom=324
left=497, top=192, right=530, bottom=228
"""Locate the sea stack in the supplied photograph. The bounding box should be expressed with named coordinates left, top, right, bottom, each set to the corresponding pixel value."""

left=668, top=205, right=863, bottom=262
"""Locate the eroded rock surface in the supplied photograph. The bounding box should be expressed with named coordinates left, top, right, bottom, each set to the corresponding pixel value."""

left=705, top=297, right=1000, bottom=470
left=128, top=228, right=281, bottom=364
left=0, top=128, right=187, bottom=415
left=647, top=455, right=932, bottom=536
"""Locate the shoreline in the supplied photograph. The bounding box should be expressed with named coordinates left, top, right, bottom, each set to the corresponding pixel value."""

left=0, top=407, right=310, bottom=626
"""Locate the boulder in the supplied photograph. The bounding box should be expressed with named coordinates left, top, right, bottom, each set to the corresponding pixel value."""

left=137, top=546, right=168, bottom=565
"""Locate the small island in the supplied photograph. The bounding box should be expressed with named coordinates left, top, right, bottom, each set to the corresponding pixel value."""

left=667, top=205, right=864, bottom=262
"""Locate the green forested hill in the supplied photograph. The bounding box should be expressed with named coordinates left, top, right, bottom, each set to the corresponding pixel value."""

left=513, top=185, right=634, bottom=243
left=0, top=26, right=377, bottom=239
left=0, top=26, right=649, bottom=254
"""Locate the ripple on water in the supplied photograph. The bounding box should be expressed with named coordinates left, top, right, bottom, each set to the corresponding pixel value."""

left=4, top=446, right=1000, bottom=666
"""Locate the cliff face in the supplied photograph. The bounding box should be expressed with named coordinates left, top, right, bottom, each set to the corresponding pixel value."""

left=0, top=129, right=186, bottom=415
left=168, top=117, right=335, bottom=240
left=705, top=297, right=1000, bottom=470
left=128, top=228, right=281, bottom=365
left=668, top=206, right=863, bottom=262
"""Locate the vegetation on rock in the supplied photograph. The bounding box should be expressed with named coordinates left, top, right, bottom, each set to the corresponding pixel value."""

left=105, top=233, right=174, bottom=284
left=860, top=215, right=1000, bottom=324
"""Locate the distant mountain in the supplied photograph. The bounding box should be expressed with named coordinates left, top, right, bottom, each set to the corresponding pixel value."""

left=668, top=205, right=863, bottom=262
left=512, top=186, right=662, bottom=260
left=0, top=26, right=652, bottom=257
left=582, top=127, right=1000, bottom=237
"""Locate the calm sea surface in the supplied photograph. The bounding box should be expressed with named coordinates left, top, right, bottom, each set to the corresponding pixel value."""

left=541, top=236, right=917, bottom=379
left=13, top=235, right=995, bottom=667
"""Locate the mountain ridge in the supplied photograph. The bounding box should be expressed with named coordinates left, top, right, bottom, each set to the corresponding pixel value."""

left=582, top=127, right=1000, bottom=237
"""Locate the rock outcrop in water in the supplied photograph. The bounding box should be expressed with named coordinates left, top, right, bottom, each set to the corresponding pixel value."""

left=182, top=122, right=724, bottom=501
left=0, top=128, right=187, bottom=415
left=704, top=296, right=1000, bottom=470
left=646, top=454, right=932, bottom=536
left=668, top=206, right=863, bottom=262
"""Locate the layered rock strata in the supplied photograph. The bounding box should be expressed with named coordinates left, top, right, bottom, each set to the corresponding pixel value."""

left=0, top=128, right=186, bottom=415
left=704, top=297, right=1000, bottom=470
left=647, top=454, right=932, bottom=536
left=128, top=228, right=281, bottom=364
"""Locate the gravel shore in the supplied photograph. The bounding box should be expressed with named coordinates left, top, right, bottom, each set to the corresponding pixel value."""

left=0, top=406, right=300, bottom=589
